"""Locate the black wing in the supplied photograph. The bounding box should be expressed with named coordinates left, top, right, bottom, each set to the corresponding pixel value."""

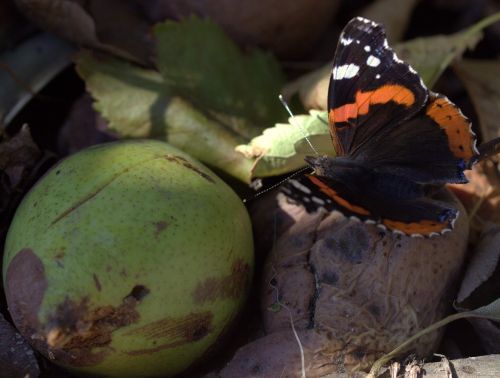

left=328, top=17, right=428, bottom=156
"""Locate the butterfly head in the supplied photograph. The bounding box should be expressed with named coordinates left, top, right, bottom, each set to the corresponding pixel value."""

left=304, top=155, right=336, bottom=176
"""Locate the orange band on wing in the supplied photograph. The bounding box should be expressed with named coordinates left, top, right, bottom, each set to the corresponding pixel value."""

left=426, top=97, right=475, bottom=161
left=329, top=85, right=416, bottom=124
left=382, top=219, right=448, bottom=234
left=308, top=176, right=370, bottom=216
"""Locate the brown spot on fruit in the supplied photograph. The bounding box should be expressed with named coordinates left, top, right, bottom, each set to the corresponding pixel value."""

left=41, top=285, right=148, bottom=367
left=126, top=285, right=150, bottom=301
left=153, top=221, right=168, bottom=237
left=5, top=249, right=47, bottom=337
left=93, top=274, right=102, bottom=292
left=164, top=155, right=215, bottom=183
left=54, top=248, right=65, bottom=260
left=123, top=311, right=213, bottom=355
left=193, top=259, right=250, bottom=304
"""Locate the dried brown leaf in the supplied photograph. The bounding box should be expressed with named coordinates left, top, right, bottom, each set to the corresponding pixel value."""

left=360, top=0, right=420, bottom=43
left=454, top=59, right=500, bottom=142
left=14, top=0, right=151, bottom=64
left=0, top=125, right=47, bottom=241
left=136, top=0, right=341, bottom=58
left=456, top=222, right=500, bottom=303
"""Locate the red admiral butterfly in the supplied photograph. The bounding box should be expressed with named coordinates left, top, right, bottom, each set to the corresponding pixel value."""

left=282, top=17, right=485, bottom=237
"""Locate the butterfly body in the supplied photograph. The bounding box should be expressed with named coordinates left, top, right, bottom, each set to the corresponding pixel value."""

left=282, top=17, right=480, bottom=237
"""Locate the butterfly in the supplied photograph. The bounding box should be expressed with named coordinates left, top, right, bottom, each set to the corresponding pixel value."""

left=282, top=17, right=492, bottom=237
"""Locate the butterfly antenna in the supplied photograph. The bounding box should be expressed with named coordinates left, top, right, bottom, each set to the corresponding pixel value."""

left=243, top=166, right=312, bottom=203
left=279, top=94, right=319, bottom=156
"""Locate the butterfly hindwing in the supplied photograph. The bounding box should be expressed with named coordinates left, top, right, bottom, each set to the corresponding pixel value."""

left=283, top=174, right=457, bottom=236
left=355, top=93, right=477, bottom=185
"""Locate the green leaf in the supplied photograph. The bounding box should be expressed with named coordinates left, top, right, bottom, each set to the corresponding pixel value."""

left=76, top=52, right=254, bottom=183
left=395, top=12, right=500, bottom=87
left=236, top=110, right=331, bottom=178
left=154, top=17, right=287, bottom=132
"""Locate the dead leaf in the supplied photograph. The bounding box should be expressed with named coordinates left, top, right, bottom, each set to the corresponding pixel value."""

left=0, top=33, right=73, bottom=127
left=281, top=64, right=330, bottom=111
left=57, top=93, right=116, bottom=155
left=448, top=162, right=500, bottom=231
left=15, top=0, right=100, bottom=47
left=454, top=59, right=500, bottom=142
left=456, top=222, right=500, bottom=304
left=453, top=221, right=500, bottom=357
left=360, top=0, right=421, bottom=43
left=0, top=125, right=41, bottom=185
left=0, top=125, right=53, bottom=242
left=136, top=0, right=341, bottom=58
left=467, top=317, right=500, bottom=354
left=0, top=0, right=34, bottom=51
left=14, top=0, right=151, bottom=65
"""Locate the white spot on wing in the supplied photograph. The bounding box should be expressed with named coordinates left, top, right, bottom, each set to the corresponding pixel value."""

left=392, top=52, right=404, bottom=64
left=364, top=45, right=371, bottom=52
left=311, top=197, right=325, bottom=205
left=341, top=37, right=353, bottom=45
left=290, top=179, right=311, bottom=194
left=332, top=64, right=359, bottom=80
left=375, top=74, right=381, bottom=79
left=366, top=55, right=381, bottom=67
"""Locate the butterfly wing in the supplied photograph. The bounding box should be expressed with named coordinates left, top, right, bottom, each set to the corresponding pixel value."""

left=357, top=93, right=478, bottom=185
left=328, top=17, right=428, bottom=156
left=282, top=172, right=457, bottom=236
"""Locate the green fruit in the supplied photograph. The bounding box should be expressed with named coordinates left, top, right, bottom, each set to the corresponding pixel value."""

left=2, top=140, right=254, bottom=377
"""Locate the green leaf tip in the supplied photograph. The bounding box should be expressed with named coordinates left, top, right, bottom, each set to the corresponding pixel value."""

left=236, top=110, right=331, bottom=178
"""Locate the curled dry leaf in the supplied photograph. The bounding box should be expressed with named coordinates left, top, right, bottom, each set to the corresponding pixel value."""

left=57, top=93, right=116, bottom=155
left=14, top=0, right=152, bottom=65
left=215, top=189, right=469, bottom=376
left=0, top=312, right=40, bottom=378
left=0, top=33, right=73, bottom=127
left=137, top=0, right=341, bottom=58
left=360, top=0, right=420, bottom=43
left=457, top=222, right=500, bottom=304
left=448, top=163, right=500, bottom=232
left=455, top=223, right=500, bottom=354
left=466, top=318, right=500, bottom=354
left=0, top=125, right=42, bottom=238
